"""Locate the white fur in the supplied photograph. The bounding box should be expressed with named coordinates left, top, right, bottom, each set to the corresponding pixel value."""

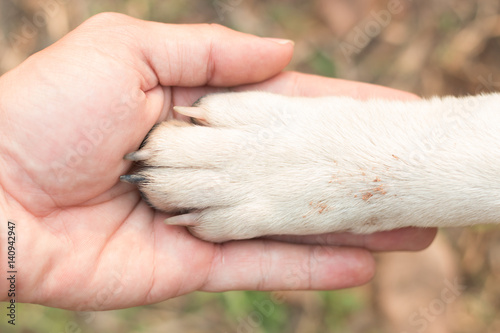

left=127, top=92, right=500, bottom=242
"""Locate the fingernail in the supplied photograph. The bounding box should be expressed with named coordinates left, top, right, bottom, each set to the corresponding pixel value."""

left=264, top=38, right=295, bottom=46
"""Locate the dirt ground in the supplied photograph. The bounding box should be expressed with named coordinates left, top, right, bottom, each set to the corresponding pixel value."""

left=1, top=0, right=500, bottom=332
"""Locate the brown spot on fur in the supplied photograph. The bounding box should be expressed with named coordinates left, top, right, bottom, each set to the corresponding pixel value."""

left=309, top=201, right=332, bottom=214
left=373, top=177, right=381, bottom=182
left=392, top=154, right=399, bottom=160
left=362, top=193, right=373, bottom=200
left=374, top=185, right=386, bottom=195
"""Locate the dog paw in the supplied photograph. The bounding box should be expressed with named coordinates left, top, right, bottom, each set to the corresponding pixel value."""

left=121, top=92, right=353, bottom=242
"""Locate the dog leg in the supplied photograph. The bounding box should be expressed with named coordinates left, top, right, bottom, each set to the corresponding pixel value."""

left=122, top=92, right=500, bottom=242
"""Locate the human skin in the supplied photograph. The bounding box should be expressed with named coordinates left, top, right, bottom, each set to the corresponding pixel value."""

left=0, top=13, right=436, bottom=310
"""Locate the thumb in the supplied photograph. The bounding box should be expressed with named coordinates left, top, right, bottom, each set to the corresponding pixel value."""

left=140, top=21, right=294, bottom=87
left=81, top=13, right=295, bottom=88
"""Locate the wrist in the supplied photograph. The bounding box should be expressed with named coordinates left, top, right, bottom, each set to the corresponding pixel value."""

left=0, top=73, right=18, bottom=302
left=0, top=188, right=12, bottom=302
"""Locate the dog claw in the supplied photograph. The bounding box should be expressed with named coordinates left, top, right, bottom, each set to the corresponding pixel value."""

left=164, top=213, right=200, bottom=226
left=120, top=174, right=147, bottom=184
left=124, top=151, right=150, bottom=161
left=173, top=106, right=207, bottom=125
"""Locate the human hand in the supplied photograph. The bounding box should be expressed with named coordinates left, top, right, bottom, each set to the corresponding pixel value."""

left=0, top=13, right=435, bottom=310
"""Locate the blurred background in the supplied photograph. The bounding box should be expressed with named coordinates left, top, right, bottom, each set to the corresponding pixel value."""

left=1, top=0, right=500, bottom=332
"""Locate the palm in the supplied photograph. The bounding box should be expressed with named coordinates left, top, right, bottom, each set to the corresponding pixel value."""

left=0, top=14, right=436, bottom=310
left=0, top=35, right=217, bottom=310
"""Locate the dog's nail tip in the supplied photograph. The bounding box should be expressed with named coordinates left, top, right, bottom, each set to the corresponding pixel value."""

left=124, top=152, right=137, bottom=161
left=120, top=175, right=146, bottom=184
left=173, top=106, right=206, bottom=122
left=173, top=106, right=194, bottom=114
left=124, top=151, right=149, bottom=161
left=164, top=213, right=199, bottom=226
